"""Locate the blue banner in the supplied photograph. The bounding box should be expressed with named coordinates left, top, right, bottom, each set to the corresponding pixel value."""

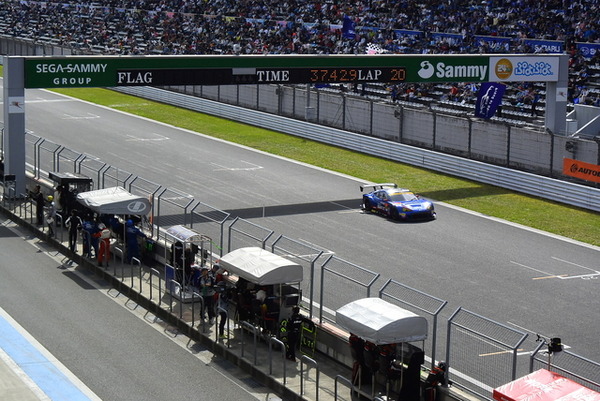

left=475, top=35, right=511, bottom=52
left=475, top=82, right=506, bottom=119
left=431, top=32, right=464, bottom=46
left=522, top=39, right=563, bottom=53
left=393, top=29, right=423, bottom=39
left=577, top=42, right=600, bottom=58
left=342, top=16, right=356, bottom=39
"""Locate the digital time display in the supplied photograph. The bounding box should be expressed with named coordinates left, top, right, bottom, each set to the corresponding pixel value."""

left=115, top=67, right=407, bottom=86
left=253, top=67, right=406, bottom=83
left=305, top=68, right=406, bottom=83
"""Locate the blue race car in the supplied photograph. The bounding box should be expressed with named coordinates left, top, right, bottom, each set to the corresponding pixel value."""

left=361, top=183, right=436, bottom=221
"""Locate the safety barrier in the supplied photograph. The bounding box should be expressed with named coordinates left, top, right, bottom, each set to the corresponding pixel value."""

left=190, top=202, right=230, bottom=257
left=269, top=336, right=288, bottom=382
left=319, top=255, right=380, bottom=324
left=530, top=341, right=600, bottom=392
left=271, top=235, right=324, bottom=320
left=300, top=355, right=320, bottom=401
left=379, top=279, right=448, bottom=370
left=446, top=307, right=529, bottom=399
left=227, top=216, right=275, bottom=252
left=241, top=321, right=260, bottom=365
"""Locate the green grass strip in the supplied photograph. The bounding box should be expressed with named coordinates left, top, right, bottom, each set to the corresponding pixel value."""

left=48, top=87, right=600, bottom=247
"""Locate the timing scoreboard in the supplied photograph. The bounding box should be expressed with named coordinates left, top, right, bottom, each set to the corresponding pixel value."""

left=116, top=66, right=406, bottom=85
left=25, top=56, right=408, bottom=88
left=23, top=54, right=562, bottom=88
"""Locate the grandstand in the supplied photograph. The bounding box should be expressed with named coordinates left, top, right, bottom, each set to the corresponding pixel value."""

left=0, top=0, right=599, bottom=126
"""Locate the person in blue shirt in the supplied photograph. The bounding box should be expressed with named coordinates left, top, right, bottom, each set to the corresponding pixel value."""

left=125, top=219, right=146, bottom=263
left=81, top=215, right=100, bottom=258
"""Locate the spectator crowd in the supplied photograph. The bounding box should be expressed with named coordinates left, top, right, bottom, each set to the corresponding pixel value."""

left=0, top=0, right=599, bottom=109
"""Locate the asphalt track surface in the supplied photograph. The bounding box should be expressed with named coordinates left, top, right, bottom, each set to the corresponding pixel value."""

left=0, top=218, right=270, bottom=401
left=4, top=87, right=600, bottom=368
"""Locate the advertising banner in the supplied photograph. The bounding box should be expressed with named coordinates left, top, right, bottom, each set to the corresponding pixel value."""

left=489, top=56, right=560, bottom=82
left=22, top=54, right=563, bottom=88
left=563, top=158, right=600, bottom=184
left=577, top=42, right=600, bottom=58
left=393, top=29, right=423, bottom=39
left=522, top=39, right=563, bottom=54
left=475, top=82, right=506, bottom=119
left=475, top=35, right=511, bottom=52
left=410, top=56, right=490, bottom=83
left=342, top=16, right=356, bottom=39
left=431, top=32, right=464, bottom=45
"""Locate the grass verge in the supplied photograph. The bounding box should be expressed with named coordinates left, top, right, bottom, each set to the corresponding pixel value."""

left=47, top=87, right=600, bottom=247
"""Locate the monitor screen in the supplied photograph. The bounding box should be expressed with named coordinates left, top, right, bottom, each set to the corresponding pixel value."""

left=284, top=294, right=299, bottom=307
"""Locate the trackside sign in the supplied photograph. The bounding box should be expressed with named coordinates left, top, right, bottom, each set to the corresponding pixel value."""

left=23, top=54, right=562, bottom=88
left=489, top=56, right=559, bottom=82
left=563, top=158, right=600, bottom=184
left=33, top=62, right=109, bottom=86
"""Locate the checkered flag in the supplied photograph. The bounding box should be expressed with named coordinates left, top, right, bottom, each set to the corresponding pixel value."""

left=366, top=43, right=385, bottom=54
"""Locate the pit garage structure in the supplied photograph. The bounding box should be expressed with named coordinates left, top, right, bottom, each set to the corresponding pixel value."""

left=161, top=224, right=213, bottom=303
left=336, top=297, right=428, bottom=401
left=219, top=246, right=304, bottom=327
left=3, top=54, right=569, bottom=196
left=76, top=186, right=151, bottom=216
left=75, top=186, right=152, bottom=261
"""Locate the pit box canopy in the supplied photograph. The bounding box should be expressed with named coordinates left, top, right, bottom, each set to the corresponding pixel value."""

left=219, top=247, right=303, bottom=286
left=336, top=297, right=428, bottom=344
left=493, top=369, right=600, bottom=401
left=76, top=186, right=151, bottom=215
left=165, top=225, right=206, bottom=244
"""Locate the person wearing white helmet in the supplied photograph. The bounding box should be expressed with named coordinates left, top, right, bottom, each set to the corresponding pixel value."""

left=95, top=223, right=111, bottom=267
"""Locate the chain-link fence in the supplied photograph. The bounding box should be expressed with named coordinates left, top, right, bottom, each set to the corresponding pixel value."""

left=271, top=235, right=324, bottom=319
left=531, top=342, right=600, bottom=392
left=379, top=279, right=448, bottom=369
left=227, top=216, right=274, bottom=252
left=318, top=255, right=380, bottom=324
left=447, top=307, right=528, bottom=399
left=190, top=202, right=230, bottom=257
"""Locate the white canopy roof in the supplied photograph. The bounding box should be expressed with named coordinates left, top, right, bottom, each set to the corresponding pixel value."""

left=219, top=247, right=303, bottom=285
left=76, top=186, right=151, bottom=215
left=165, top=225, right=207, bottom=244
left=336, top=297, right=428, bottom=344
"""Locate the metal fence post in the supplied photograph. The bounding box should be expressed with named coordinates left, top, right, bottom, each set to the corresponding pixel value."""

left=268, top=336, right=286, bottom=383
left=300, top=354, right=319, bottom=401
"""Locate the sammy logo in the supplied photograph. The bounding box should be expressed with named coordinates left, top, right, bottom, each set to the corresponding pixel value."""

left=418, top=60, right=488, bottom=81
left=418, top=61, right=435, bottom=79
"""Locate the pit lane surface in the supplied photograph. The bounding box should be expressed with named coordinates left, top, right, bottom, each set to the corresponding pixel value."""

left=11, top=89, right=600, bottom=366
left=0, top=218, right=269, bottom=401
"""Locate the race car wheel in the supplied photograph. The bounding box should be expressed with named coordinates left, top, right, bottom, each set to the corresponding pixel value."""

left=389, top=208, right=399, bottom=220
left=362, top=198, right=372, bottom=212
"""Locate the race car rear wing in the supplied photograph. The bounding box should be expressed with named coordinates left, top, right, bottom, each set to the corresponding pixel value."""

left=359, top=183, right=398, bottom=192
